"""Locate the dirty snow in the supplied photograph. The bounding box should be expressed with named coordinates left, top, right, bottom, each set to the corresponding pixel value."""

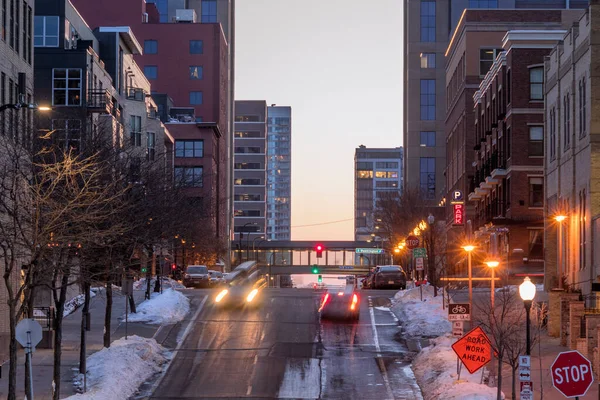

left=133, top=277, right=186, bottom=290
left=392, top=285, right=451, bottom=338
left=64, top=288, right=101, bottom=317
left=124, top=288, right=189, bottom=325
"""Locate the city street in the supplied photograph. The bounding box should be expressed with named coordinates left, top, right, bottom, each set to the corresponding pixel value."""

left=148, top=288, right=422, bottom=400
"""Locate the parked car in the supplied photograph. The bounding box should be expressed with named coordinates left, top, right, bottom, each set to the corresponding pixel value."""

left=208, top=270, right=225, bottom=286
left=182, top=265, right=211, bottom=288
left=366, top=265, right=407, bottom=290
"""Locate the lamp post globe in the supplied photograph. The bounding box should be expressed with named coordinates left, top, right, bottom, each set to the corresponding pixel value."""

left=519, top=276, right=537, bottom=355
left=427, top=213, right=434, bottom=225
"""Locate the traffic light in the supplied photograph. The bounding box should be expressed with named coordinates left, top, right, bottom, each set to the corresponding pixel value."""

left=171, top=264, right=177, bottom=270
left=312, top=265, right=319, bottom=274
left=315, top=244, right=324, bottom=258
left=141, top=267, right=148, bottom=273
left=318, top=275, right=322, bottom=283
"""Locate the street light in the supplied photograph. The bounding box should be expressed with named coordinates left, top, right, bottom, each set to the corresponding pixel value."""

left=554, top=215, right=567, bottom=289
left=238, top=222, right=257, bottom=263
left=252, top=236, right=264, bottom=260
left=462, top=245, right=476, bottom=309
left=485, top=260, right=499, bottom=309
left=254, top=238, right=267, bottom=261
left=519, top=276, right=537, bottom=355
left=427, top=214, right=437, bottom=296
left=0, top=102, right=49, bottom=112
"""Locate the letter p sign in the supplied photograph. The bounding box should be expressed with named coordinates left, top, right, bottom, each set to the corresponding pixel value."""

left=452, top=190, right=464, bottom=202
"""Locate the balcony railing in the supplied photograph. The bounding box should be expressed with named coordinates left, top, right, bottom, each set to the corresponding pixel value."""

left=126, top=87, right=145, bottom=102
left=87, top=90, right=113, bottom=114
left=147, top=106, right=158, bottom=119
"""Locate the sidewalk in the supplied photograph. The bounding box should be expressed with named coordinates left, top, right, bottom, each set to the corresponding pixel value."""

left=0, top=288, right=160, bottom=399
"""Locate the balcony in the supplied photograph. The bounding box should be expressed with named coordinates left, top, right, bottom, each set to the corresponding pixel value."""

left=491, top=168, right=508, bottom=178
left=485, top=176, right=499, bottom=186
left=126, top=87, right=145, bottom=102
left=147, top=106, right=158, bottom=119
left=87, top=90, right=113, bottom=114
left=468, top=191, right=482, bottom=201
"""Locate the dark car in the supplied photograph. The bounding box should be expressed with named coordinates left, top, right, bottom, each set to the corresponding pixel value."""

left=319, top=285, right=360, bottom=321
left=182, top=265, right=211, bottom=288
left=367, top=265, right=407, bottom=290
left=214, top=266, right=267, bottom=308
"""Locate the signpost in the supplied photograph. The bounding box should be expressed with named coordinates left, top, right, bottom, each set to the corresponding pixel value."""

left=355, top=248, right=384, bottom=254
left=550, top=350, right=594, bottom=398
left=448, top=303, right=471, bottom=321
left=412, top=248, right=426, bottom=258
left=16, top=319, right=43, bottom=400
left=405, top=235, right=420, bottom=249
left=451, top=326, right=492, bottom=374
left=452, top=321, right=464, bottom=338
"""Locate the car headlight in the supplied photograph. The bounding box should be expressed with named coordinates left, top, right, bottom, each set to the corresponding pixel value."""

left=184, top=274, right=190, bottom=279
left=246, top=289, right=259, bottom=303
left=215, top=289, right=228, bottom=302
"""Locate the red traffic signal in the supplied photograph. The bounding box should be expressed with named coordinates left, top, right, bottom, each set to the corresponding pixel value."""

left=315, top=244, right=324, bottom=258
left=171, top=264, right=177, bottom=270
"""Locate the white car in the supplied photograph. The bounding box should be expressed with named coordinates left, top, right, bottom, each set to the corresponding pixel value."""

left=208, top=270, right=225, bottom=286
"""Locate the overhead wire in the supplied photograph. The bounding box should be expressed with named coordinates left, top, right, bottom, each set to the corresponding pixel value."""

left=291, top=218, right=353, bottom=228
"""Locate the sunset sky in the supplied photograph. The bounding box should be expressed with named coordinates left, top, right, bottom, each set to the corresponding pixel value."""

left=235, top=0, right=404, bottom=240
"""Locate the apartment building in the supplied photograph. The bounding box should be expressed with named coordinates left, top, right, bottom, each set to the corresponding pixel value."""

left=266, top=105, right=292, bottom=241
left=403, top=0, right=589, bottom=202
left=354, top=146, right=403, bottom=242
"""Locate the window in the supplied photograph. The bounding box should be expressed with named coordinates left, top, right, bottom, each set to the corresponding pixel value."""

left=189, top=40, right=203, bottom=54
left=420, top=79, right=435, bottom=120
left=529, top=67, right=543, bottom=100
left=420, top=1, right=435, bottom=42
left=8, top=0, right=12, bottom=48
left=234, top=146, right=262, bottom=154
left=234, top=178, right=261, bottom=185
left=579, top=189, right=587, bottom=270
left=420, top=157, right=435, bottom=199
left=175, top=166, right=203, bottom=188
left=529, top=126, right=543, bottom=156
left=375, top=162, right=399, bottom=169
left=34, top=16, right=58, bottom=47
left=52, top=68, right=81, bottom=106
left=376, top=181, right=398, bottom=188
left=189, top=91, right=203, bottom=105
left=579, top=77, right=586, bottom=138
left=235, top=210, right=261, bottom=217
left=356, top=162, right=372, bottom=170
left=357, top=170, right=373, bottom=179
left=549, top=108, right=556, bottom=160
left=2, top=0, right=5, bottom=41
left=144, top=40, right=157, bottom=54
left=52, top=119, right=82, bottom=152
left=235, top=115, right=260, bottom=122
left=235, top=131, right=261, bottom=138
left=528, top=229, right=544, bottom=259
left=201, top=0, right=217, bottom=23
left=234, top=162, right=261, bottom=170
left=234, top=194, right=261, bottom=201
left=469, top=0, right=498, bottom=7
left=147, top=0, right=168, bottom=22
left=420, top=131, right=436, bottom=147
left=189, top=66, right=203, bottom=80
left=479, top=48, right=503, bottom=76
left=144, top=65, right=157, bottom=80
left=130, top=115, right=141, bottom=146
left=528, top=177, right=543, bottom=207
left=176, top=140, right=204, bottom=158
left=14, top=0, right=18, bottom=53
left=420, top=52, right=435, bottom=68
left=506, top=69, right=511, bottom=104
left=147, top=132, right=155, bottom=161
left=564, top=93, right=571, bottom=150
left=506, top=126, right=511, bottom=158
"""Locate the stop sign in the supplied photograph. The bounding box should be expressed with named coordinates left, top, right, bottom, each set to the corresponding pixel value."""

left=551, top=350, right=594, bottom=398
left=405, top=235, right=420, bottom=249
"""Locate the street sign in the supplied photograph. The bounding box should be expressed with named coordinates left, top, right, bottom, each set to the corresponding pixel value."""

left=453, top=203, right=465, bottom=226
left=451, top=326, right=492, bottom=374
left=452, top=190, right=464, bottom=202
left=405, top=235, right=420, bottom=249
left=448, top=303, right=471, bottom=321
left=122, top=279, right=134, bottom=296
left=15, top=319, right=43, bottom=349
left=412, top=248, right=426, bottom=258
left=519, top=366, right=531, bottom=381
left=519, top=355, right=531, bottom=368
left=338, top=266, right=354, bottom=270
left=520, top=381, right=533, bottom=400
left=452, top=321, right=463, bottom=338
left=415, top=257, right=424, bottom=271
left=355, top=248, right=384, bottom=254
left=550, top=350, right=594, bottom=398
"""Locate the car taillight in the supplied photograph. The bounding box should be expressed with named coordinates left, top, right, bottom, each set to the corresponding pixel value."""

left=318, top=293, right=330, bottom=312
left=350, top=293, right=358, bottom=311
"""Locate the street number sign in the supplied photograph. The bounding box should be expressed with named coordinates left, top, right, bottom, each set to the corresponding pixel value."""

left=448, top=303, right=471, bottom=321
left=451, top=326, right=492, bottom=374
left=550, top=350, right=594, bottom=398
left=405, top=235, right=419, bottom=249
left=412, top=248, right=426, bottom=258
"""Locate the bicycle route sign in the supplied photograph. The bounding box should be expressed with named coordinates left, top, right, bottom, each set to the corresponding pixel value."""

left=448, top=303, right=471, bottom=321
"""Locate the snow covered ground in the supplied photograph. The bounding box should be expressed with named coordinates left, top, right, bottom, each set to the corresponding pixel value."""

left=64, top=287, right=102, bottom=317
left=67, top=336, right=170, bottom=400
left=124, top=288, right=190, bottom=325
left=393, top=285, right=503, bottom=400
left=133, top=277, right=186, bottom=290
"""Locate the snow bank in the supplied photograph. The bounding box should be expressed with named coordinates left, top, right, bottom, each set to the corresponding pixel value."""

left=124, top=289, right=190, bottom=325
left=64, top=288, right=101, bottom=317
left=412, top=336, right=502, bottom=400
left=133, top=277, right=185, bottom=290
left=392, top=286, right=451, bottom=338
left=68, top=335, right=170, bottom=400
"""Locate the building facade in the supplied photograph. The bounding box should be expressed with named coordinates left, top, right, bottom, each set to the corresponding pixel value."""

left=354, top=146, right=403, bottom=242
left=234, top=100, right=267, bottom=262
left=266, top=105, right=292, bottom=241
left=444, top=8, right=583, bottom=276
left=544, top=5, right=598, bottom=296
left=403, top=0, right=589, bottom=202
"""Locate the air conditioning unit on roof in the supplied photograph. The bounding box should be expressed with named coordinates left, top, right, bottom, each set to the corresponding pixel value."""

left=175, top=9, right=196, bottom=23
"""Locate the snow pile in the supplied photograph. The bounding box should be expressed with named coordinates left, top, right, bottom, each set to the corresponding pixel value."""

left=68, top=335, right=170, bottom=400
left=412, top=336, right=501, bottom=400
left=64, top=288, right=101, bottom=317
left=124, top=289, right=190, bottom=325
left=392, top=286, right=451, bottom=338
left=133, top=277, right=185, bottom=290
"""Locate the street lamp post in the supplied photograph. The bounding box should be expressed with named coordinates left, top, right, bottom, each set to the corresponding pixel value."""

left=519, top=276, right=537, bottom=355
left=0, top=102, right=50, bottom=112
left=427, top=214, right=436, bottom=297
left=269, top=252, right=277, bottom=288
left=462, top=245, right=476, bottom=310
left=485, top=261, right=499, bottom=309
left=254, top=238, right=267, bottom=261
left=238, top=222, right=256, bottom=264
left=554, top=215, right=567, bottom=289
left=252, top=236, right=264, bottom=261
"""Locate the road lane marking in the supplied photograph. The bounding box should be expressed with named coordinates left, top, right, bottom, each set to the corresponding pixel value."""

left=253, top=355, right=258, bottom=365
left=260, top=331, right=266, bottom=341
left=246, top=385, right=252, bottom=395
left=368, top=296, right=395, bottom=399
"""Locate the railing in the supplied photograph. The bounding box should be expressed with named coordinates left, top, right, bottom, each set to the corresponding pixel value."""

left=147, top=106, right=158, bottom=119
left=126, top=87, right=145, bottom=101
left=32, top=306, right=54, bottom=330
left=87, top=90, right=113, bottom=114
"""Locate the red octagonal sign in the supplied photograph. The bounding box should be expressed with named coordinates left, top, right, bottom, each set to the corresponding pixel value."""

left=551, top=350, right=594, bottom=398
left=405, top=235, right=420, bottom=249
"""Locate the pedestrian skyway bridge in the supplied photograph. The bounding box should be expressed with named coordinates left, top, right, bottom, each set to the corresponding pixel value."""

left=234, top=240, right=393, bottom=275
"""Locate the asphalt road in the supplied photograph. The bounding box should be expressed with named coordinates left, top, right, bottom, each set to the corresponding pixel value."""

left=149, top=288, right=423, bottom=400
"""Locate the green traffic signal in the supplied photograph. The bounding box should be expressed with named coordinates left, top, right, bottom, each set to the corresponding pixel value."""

left=141, top=267, right=148, bottom=273
left=312, top=265, right=319, bottom=274
left=318, top=275, right=322, bottom=283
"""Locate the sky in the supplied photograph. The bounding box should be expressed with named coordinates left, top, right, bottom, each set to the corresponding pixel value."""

left=235, top=0, right=404, bottom=240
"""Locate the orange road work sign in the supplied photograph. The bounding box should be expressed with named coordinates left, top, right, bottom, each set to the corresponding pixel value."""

left=451, top=326, right=492, bottom=374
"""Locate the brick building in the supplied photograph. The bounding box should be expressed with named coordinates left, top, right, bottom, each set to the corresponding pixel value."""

left=444, top=9, right=582, bottom=277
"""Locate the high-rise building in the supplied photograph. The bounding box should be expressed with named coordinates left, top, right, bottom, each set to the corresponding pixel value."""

left=266, top=105, right=292, bottom=241
left=354, top=146, right=403, bottom=242
left=72, top=0, right=234, bottom=261
left=234, top=101, right=268, bottom=262
left=403, top=0, right=588, bottom=201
